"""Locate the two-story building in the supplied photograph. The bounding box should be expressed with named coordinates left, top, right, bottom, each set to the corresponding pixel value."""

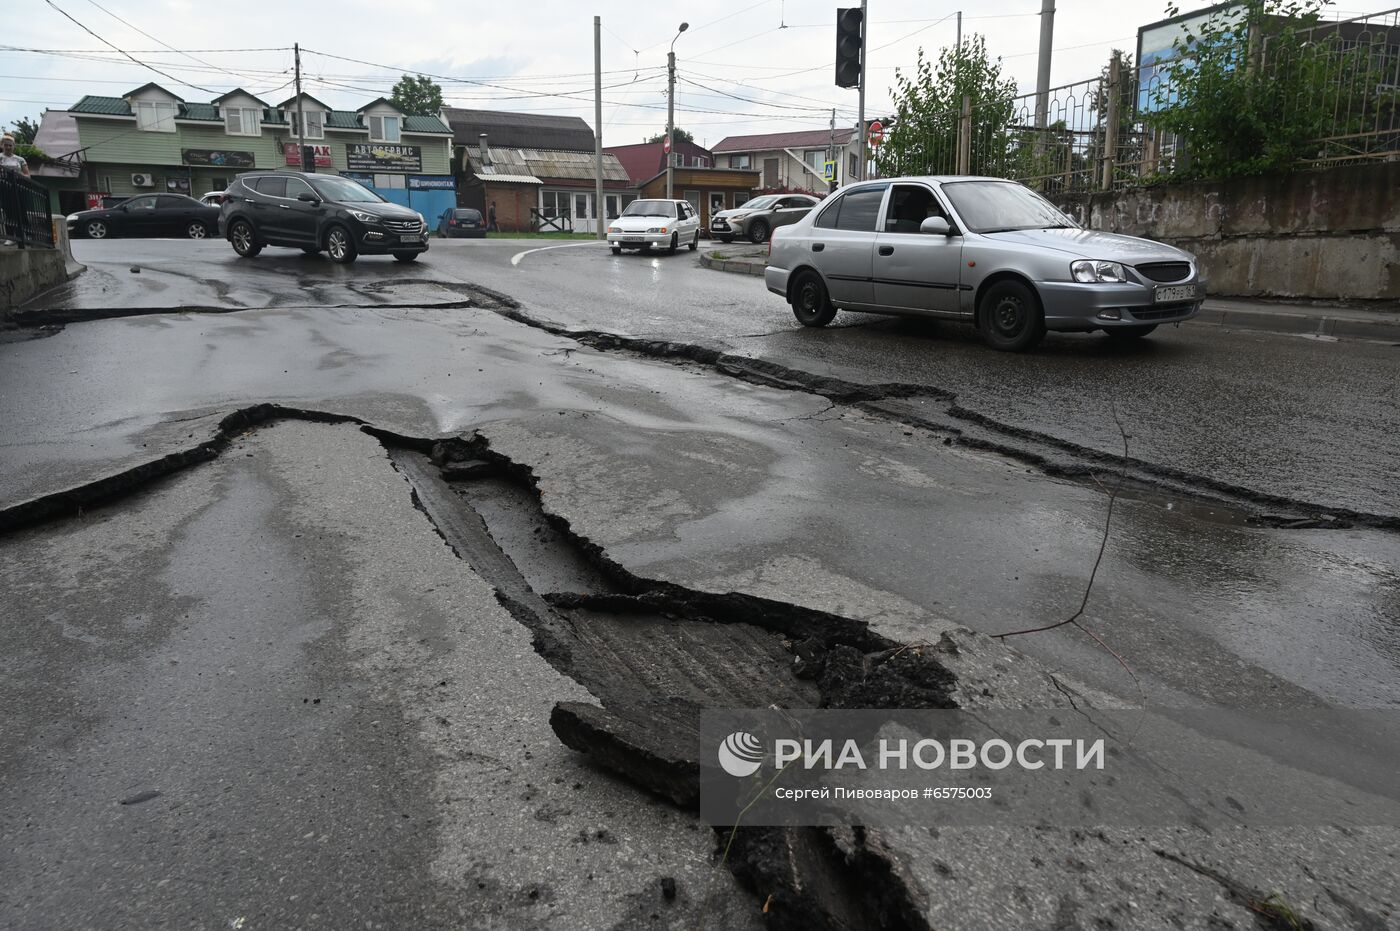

left=49, top=83, right=455, bottom=219
left=711, top=128, right=861, bottom=193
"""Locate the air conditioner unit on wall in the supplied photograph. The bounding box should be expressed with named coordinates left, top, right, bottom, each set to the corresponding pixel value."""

left=131, top=173, right=154, bottom=187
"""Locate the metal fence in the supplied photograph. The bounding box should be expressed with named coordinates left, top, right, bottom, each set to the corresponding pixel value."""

left=0, top=170, right=55, bottom=248
left=874, top=6, right=1400, bottom=193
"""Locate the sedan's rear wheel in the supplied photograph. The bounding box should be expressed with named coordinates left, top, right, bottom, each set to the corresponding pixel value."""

left=978, top=279, right=1046, bottom=352
left=229, top=220, right=261, bottom=257
left=186, top=221, right=208, bottom=239
left=748, top=219, right=770, bottom=244
left=1103, top=324, right=1158, bottom=340
left=789, top=270, right=837, bottom=327
left=85, top=220, right=108, bottom=240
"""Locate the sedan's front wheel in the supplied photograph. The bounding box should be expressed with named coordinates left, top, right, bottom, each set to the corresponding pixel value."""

left=789, top=270, right=837, bottom=327
left=978, top=279, right=1046, bottom=352
left=186, top=222, right=208, bottom=239
left=688, top=232, right=698, bottom=251
left=85, top=220, right=108, bottom=240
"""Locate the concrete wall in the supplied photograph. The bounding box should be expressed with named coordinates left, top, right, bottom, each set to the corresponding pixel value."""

left=1, top=246, right=69, bottom=310
left=1054, top=162, right=1400, bottom=301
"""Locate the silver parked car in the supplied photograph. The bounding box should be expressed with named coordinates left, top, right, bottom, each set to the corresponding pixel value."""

left=711, top=194, right=821, bottom=244
left=764, top=176, right=1204, bottom=351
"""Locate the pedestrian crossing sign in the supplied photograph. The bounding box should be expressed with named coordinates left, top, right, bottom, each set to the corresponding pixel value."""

left=823, top=160, right=836, bottom=181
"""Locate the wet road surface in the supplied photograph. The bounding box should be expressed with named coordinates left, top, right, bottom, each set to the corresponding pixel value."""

left=3, top=236, right=1398, bottom=928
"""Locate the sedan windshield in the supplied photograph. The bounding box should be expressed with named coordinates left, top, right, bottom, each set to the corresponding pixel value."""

left=621, top=200, right=677, bottom=218
left=735, top=196, right=777, bottom=210
left=307, top=176, right=384, bottom=204
left=940, top=180, right=1076, bottom=234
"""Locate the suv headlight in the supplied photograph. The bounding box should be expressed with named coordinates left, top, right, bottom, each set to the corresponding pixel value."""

left=349, top=209, right=380, bottom=224
left=416, top=212, right=426, bottom=229
left=729, top=213, right=748, bottom=221
left=1071, top=260, right=1128, bottom=283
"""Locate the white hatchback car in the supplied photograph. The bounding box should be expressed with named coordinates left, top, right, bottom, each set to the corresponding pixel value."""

left=608, top=199, right=701, bottom=254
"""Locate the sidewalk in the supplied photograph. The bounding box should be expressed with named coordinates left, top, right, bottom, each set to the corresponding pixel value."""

left=699, top=247, right=1400, bottom=341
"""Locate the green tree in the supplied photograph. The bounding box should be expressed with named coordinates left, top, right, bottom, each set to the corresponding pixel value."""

left=1144, top=0, right=1360, bottom=178
left=646, top=127, right=694, bottom=144
left=874, top=35, right=1018, bottom=178
left=8, top=116, right=39, bottom=145
left=389, top=75, right=444, bottom=115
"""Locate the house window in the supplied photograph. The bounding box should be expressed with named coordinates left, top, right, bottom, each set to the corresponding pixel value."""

left=289, top=111, right=324, bottom=139
left=368, top=114, right=401, bottom=143
left=134, top=100, right=178, bottom=132
left=729, top=154, right=750, bottom=169
left=804, top=149, right=826, bottom=171
left=224, top=106, right=263, bottom=136
left=541, top=190, right=570, bottom=218
left=573, top=192, right=590, bottom=221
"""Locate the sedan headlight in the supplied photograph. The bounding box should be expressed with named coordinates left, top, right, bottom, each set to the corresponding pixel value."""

left=348, top=209, right=380, bottom=224
left=646, top=226, right=668, bottom=234
left=1071, top=260, right=1128, bottom=283
left=608, top=226, right=622, bottom=233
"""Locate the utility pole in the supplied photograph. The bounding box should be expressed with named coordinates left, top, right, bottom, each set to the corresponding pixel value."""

left=1034, top=0, right=1056, bottom=129
left=857, top=0, right=868, bottom=180
left=667, top=23, right=689, bottom=199
left=828, top=107, right=836, bottom=189
left=594, top=16, right=604, bottom=238
left=956, top=11, right=961, bottom=51
left=294, top=42, right=308, bottom=170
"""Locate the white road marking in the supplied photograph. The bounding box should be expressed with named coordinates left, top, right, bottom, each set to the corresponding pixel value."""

left=510, top=241, right=609, bottom=266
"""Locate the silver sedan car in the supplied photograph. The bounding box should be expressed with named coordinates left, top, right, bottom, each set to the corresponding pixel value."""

left=765, top=176, right=1204, bottom=351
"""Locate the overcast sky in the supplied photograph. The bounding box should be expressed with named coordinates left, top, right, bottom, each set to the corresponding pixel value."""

left=1, top=0, right=1369, bottom=149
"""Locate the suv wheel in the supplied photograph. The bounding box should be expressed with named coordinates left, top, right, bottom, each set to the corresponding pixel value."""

left=978, top=279, right=1046, bottom=352
left=325, top=224, right=357, bottom=264
left=789, top=269, right=837, bottom=327
left=229, top=220, right=261, bottom=257
left=748, top=219, right=770, bottom=244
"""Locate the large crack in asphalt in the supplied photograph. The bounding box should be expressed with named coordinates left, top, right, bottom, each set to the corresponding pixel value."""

left=0, top=404, right=968, bottom=928
left=13, top=276, right=1394, bottom=530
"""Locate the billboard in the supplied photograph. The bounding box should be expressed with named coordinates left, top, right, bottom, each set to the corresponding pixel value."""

left=284, top=143, right=332, bottom=167
left=1136, top=2, right=1243, bottom=113
left=346, top=143, right=422, bottom=173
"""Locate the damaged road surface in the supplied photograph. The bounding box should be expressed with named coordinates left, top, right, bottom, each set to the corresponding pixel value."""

left=2, top=239, right=1398, bottom=928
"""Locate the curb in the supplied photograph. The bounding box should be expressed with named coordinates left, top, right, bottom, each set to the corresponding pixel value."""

left=699, top=251, right=765, bottom=277
left=698, top=254, right=1400, bottom=342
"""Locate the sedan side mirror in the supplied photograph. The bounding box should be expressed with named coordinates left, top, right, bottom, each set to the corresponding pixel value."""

left=297, top=193, right=320, bottom=204
left=920, top=216, right=951, bottom=235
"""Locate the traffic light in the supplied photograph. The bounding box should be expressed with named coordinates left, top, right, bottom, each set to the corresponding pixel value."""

left=835, top=8, right=863, bottom=89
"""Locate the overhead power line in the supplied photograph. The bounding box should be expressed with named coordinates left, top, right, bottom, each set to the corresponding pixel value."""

left=41, top=0, right=219, bottom=94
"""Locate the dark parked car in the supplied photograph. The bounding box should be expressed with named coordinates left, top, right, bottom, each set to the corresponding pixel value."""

left=219, top=170, right=428, bottom=264
left=66, top=193, right=221, bottom=240
left=437, top=207, right=486, bottom=238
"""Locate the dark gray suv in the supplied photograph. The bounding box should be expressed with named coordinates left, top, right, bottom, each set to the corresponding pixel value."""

left=219, top=170, right=429, bottom=264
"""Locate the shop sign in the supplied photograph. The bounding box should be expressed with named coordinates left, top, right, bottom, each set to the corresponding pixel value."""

left=182, top=148, right=255, bottom=168
left=284, top=143, right=332, bottom=167
left=346, top=143, right=422, bottom=172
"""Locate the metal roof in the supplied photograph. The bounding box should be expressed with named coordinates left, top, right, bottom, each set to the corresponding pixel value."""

left=325, top=111, right=363, bottom=130
left=475, top=174, right=543, bottom=185
left=402, top=114, right=452, bottom=134
left=713, top=128, right=857, bottom=153
left=445, top=107, right=596, bottom=151
left=465, top=146, right=628, bottom=184
left=69, top=95, right=131, bottom=116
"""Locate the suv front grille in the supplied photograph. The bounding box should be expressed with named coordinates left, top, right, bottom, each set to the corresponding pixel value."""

left=1136, top=262, right=1191, bottom=282
left=383, top=218, right=421, bottom=232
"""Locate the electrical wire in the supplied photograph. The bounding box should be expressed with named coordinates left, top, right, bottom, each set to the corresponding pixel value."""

left=41, top=0, right=219, bottom=94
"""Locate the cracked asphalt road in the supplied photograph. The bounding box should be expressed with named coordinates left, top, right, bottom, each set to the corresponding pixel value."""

left=2, top=237, right=1398, bottom=928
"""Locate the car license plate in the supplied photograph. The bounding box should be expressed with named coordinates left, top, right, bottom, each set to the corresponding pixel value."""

left=1154, top=284, right=1197, bottom=302
left=623, top=236, right=643, bottom=242
left=399, top=234, right=421, bottom=243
